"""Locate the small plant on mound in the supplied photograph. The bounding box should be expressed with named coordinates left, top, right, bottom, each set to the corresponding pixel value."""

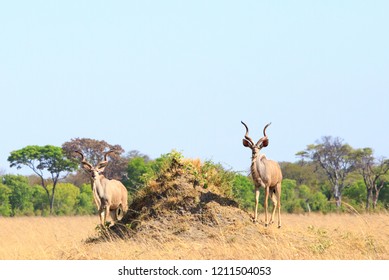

left=200, top=160, right=236, bottom=199
left=129, top=150, right=237, bottom=206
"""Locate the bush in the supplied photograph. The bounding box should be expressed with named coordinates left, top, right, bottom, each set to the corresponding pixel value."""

left=31, top=185, right=50, bottom=216
left=232, top=174, right=255, bottom=210
left=0, top=184, right=12, bottom=217
left=343, top=180, right=366, bottom=207
left=310, top=192, right=328, bottom=212
left=380, top=183, right=389, bottom=209
left=281, top=179, right=297, bottom=203
left=200, top=160, right=235, bottom=199
left=75, top=184, right=96, bottom=215
left=126, top=157, right=154, bottom=193
left=2, top=175, right=34, bottom=216
left=52, top=183, right=80, bottom=215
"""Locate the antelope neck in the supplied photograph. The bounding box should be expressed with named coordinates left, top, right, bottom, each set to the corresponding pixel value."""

left=251, top=151, right=266, bottom=187
left=251, top=152, right=259, bottom=177
left=92, top=176, right=105, bottom=197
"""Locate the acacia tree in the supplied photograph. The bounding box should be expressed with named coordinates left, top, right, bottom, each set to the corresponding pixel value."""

left=8, top=145, right=77, bottom=214
left=352, top=148, right=389, bottom=210
left=298, top=136, right=354, bottom=207
left=62, top=138, right=126, bottom=182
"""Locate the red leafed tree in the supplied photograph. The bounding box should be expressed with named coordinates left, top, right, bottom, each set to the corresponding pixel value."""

left=62, top=138, right=127, bottom=183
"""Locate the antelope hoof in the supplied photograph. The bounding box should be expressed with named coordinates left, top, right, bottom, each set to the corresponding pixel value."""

left=264, top=223, right=269, bottom=227
left=278, top=225, right=282, bottom=229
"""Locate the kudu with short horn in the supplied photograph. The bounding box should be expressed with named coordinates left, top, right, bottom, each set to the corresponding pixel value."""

left=241, top=121, right=283, bottom=228
left=74, top=150, right=128, bottom=226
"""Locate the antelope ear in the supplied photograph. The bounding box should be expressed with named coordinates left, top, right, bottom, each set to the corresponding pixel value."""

left=243, top=139, right=252, bottom=148
left=96, top=161, right=108, bottom=172
left=261, top=138, right=269, bottom=148
left=81, top=162, right=92, bottom=171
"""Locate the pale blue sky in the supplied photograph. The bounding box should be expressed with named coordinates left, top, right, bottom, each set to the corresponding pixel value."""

left=1, top=1, right=388, bottom=175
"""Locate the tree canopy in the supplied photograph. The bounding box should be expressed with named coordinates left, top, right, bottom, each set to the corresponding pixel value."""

left=8, top=145, right=77, bottom=214
left=298, top=136, right=354, bottom=207
left=62, top=138, right=126, bottom=181
left=352, top=148, right=389, bottom=210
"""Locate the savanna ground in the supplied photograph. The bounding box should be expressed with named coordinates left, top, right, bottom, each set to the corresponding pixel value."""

left=0, top=213, right=388, bottom=260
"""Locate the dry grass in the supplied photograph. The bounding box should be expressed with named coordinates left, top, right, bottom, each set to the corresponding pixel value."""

left=0, top=213, right=388, bottom=260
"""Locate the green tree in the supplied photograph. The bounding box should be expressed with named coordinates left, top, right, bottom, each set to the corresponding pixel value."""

left=126, top=156, right=153, bottom=193
left=343, top=180, right=366, bottom=209
left=2, top=175, right=34, bottom=216
left=52, top=183, right=80, bottom=215
left=298, top=136, right=355, bottom=207
left=0, top=183, right=12, bottom=216
left=379, top=181, right=389, bottom=209
left=280, top=161, right=324, bottom=187
left=75, top=184, right=95, bottom=215
left=281, top=179, right=304, bottom=213
left=310, top=192, right=328, bottom=212
left=8, top=145, right=77, bottom=214
left=352, top=148, right=389, bottom=210
left=232, top=174, right=255, bottom=210
left=31, top=185, right=50, bottom=216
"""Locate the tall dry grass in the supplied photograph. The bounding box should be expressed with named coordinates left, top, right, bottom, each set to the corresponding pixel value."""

left=0, top=213, right=388, bottom=260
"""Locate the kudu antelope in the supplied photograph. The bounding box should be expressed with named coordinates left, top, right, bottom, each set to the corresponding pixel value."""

left=74, top=150, right=128, bottom=226
left=241, top=121, right=282, bottom=228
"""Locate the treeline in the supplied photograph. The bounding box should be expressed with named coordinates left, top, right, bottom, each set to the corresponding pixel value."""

left=1, top=137, right=388, bottom=217
left=0, top=175, right=94, bottom=216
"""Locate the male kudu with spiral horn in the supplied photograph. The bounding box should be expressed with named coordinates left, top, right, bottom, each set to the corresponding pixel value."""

left=74, top=150, right=128, bottom=226
left=241, top=121, right=282, bottom=228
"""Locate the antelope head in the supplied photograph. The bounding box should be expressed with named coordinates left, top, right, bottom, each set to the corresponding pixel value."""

left=74, top=150, right=115, bottom=180
left=241, top=121, right=271, bottom=157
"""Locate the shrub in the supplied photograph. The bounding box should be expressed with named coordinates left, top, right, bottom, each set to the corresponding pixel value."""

left=31, top=185, right=49, bottom=216
left=75, top=184, right=96, bottom=215
left=2, top=175, right=34, bottom=216
left=0, top=184, right=12, bottom=217
left=232, top=174, right=255, bottom=210
left=52, top=183, right=80, bottom=215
